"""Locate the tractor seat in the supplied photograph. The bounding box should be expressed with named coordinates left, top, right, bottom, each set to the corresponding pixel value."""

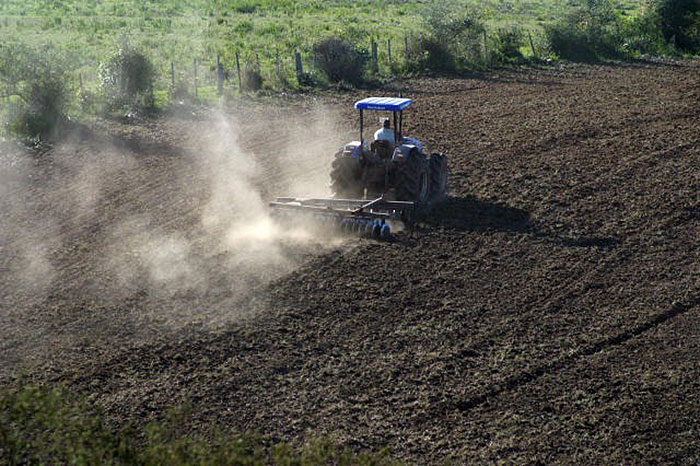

left=371, top=140, right=394, bottom=158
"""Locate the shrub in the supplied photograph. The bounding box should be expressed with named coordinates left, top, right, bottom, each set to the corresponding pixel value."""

left=242, top=67, right=263, bottom=91
left=99, top=43, right=155, bottom=112
left=168, top=79, right=192, bottom=101
left=654, top=0, right=700, bottom=52
left=621, top=7, right=675, bottom=56
left=0, top=42, right=71, bottom=142
left=0, top=384, right=400, bottom=465
left=545, top=0, right=624, bottom=61
left=313, top=38, right=366, bottom=85
left=10, top=75, right=69, bottom=141
left=420, top=37, right=456, bottom=71
left=0, top=385, right=131, bottom=463
left=493, top=28, right=526, bottom=63
left=422, top=1, right=486, bottom=69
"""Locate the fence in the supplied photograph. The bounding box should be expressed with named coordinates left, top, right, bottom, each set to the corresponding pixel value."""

left=163, top=36, right=422, bottom=97
left=38, top=36, right=423, bottom=104
left=2, top=30, right=544, bottom=106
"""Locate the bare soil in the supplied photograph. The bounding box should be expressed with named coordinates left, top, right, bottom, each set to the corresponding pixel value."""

left=1, top=60, right=699, bottom=463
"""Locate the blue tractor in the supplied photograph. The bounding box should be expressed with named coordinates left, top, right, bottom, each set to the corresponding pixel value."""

left=330, top=97, right=448, bottom=208
left=269, top=97, right=447, bottom=240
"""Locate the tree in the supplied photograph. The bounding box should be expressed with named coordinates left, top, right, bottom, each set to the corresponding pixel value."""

left=655, top=0, right=700, bottom=51
left=100, top=43, right=156, bottom=111
left=0, top=42, right=72, bottom=142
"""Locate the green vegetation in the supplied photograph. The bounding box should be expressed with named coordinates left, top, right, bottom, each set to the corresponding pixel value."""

left=2, top=0, right=698, bottom=143
left=0, top=0, right=648, bottom=91
left=654, top=0, right=700, bottom=51
left=100, top=43, right=156, bottom=113
left=0, top=384, right=400, bottom=465
left=0, top=42, right=72, bottom=143
left=492, top=28, right=527, bottom=63
left=546, top=0, right=625, bottom=61
left=421, top=2, right=487, bottom=71
left=545, top=0, right=700, bottom=60
left=313, top=38, right=367, bottom=85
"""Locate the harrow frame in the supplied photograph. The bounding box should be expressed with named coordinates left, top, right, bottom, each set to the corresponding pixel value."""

left=269, top=196, right=415, bottom=240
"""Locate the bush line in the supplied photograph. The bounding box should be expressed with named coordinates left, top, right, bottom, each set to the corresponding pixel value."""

left=1, top=0, right=698, bottom=143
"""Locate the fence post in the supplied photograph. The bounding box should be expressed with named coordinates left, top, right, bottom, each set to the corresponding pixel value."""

left=217, top=54, right=224, bottom=95
left=193, top=58, right=198, bottom=97
left=295, top=52, right=304, bottom=83
left=78, top=72, right=83, bottom=93
left=483, top=31, right=488, bottom=65
left=276, top=51, right=280, bottom=74
left=418, top=35, right=424, bottom=68
left=404, top=36, right=409, bottom=61
left=171, top=62, right=175, bottom=88
left=528, top=31, right=538, bottom=60
left=371, top=40, right=378, bottom=73
left=235, top=52, right=242, bottom=91
left=388, top=39, right=392, bottom=66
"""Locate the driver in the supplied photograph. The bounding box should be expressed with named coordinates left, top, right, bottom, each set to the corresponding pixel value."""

left=374, top=117, right=395, bottom=144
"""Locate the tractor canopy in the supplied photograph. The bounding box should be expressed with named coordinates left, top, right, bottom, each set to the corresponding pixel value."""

left=354, top=97, right=413, bottom=145
left=354, top=97, right=413, bottom=112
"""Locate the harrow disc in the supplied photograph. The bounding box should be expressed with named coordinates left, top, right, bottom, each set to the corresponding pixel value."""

left=380, top=223, right=391, bottom=241
left=269, top=196, right=409, bottom=242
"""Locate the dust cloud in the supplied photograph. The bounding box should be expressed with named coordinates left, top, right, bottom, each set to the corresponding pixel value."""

left=0, top=105, right=350, bottom=373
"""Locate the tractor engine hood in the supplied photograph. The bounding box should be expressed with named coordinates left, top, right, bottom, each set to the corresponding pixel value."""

left=401, top=137, right=424, bottom=153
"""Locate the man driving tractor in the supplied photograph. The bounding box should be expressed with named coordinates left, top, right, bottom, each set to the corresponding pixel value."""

left=374, top=117, right=395, bottom=144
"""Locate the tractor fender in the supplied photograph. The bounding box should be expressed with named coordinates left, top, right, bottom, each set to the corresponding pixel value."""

left=392, top=144, right=418, bottom=162
left=341, top=141, right=363, bottom=159
left=401, top=137, right=424, bottom=153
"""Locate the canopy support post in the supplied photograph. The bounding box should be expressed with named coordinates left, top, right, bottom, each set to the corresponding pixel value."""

left=359, top=109, right=364, bottom=144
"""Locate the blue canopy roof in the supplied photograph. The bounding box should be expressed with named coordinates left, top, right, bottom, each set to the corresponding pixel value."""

left=354, top=97, right=413, bottom=112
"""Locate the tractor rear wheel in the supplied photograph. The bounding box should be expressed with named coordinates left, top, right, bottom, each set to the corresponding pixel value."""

left=429, top=153, right=448, bottom=201
left=330, top=153, right=363, bottom=199
left=395, top=150, right=429, bottom=205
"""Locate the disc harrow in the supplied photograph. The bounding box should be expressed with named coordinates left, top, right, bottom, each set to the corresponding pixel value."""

left=269, top=197, right=415, bottom=241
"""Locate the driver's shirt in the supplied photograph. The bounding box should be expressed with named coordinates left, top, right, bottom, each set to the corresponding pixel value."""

left=374, top=127, right=395, bottom=143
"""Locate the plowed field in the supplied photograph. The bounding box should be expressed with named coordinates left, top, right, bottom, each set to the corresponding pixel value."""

left=1, top=61, right=699, bottom=463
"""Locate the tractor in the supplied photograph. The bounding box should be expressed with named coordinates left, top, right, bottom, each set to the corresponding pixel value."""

left=269, top=97, right=447, bottom=240
left=331, top=97, right=447, bottom=208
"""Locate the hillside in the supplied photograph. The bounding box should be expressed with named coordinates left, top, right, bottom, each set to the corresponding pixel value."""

left=1, top=59, right=698, bottom=462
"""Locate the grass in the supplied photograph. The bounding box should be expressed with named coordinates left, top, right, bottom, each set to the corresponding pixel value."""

left=0, top=384, right=400, bottom=465
left=0, top=0, right=647, bottom=97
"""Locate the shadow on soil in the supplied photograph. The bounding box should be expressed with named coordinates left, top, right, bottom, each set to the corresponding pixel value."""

left=66, top=120, right=189, bottom=158
left=424, top=195, right=534, bottom=234
left=424, top=195, right=620, bottom=249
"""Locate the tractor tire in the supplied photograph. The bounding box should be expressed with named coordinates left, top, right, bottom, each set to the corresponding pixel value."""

left=330, top=153, right=363, bottom=199
left=428, top=153, right=448, bottom=201
left=395, top=149, right=429, bottom=206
